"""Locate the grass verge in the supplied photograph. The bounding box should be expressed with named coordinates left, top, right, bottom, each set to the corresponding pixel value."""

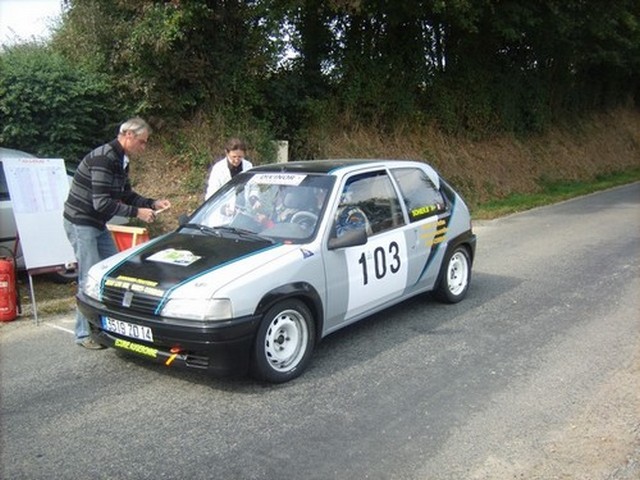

left=472, top=168, right=640, bottom=219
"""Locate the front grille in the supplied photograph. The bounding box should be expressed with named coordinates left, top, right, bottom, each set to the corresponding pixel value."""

left=101, top=285, right=163, bottom=315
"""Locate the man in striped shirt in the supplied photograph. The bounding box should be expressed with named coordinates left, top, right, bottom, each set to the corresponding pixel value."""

left=63, top=117, right=171, bottom=349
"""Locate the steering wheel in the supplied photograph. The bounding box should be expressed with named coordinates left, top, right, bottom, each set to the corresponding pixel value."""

left=227, top=205, right=263, bottom=231
left=290, top=211, right=318, bottom=230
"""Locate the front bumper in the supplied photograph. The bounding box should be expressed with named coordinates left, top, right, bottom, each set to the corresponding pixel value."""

left=78, top=293, right=261, bottom=377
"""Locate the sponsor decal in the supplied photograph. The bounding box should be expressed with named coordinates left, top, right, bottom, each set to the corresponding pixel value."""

left=411, top=203, right=444, bottom=219
left=147, top=248, right=202, bottom=266
left=421, top=219, right=448, bottom=246
left=114, top=338, right=158, bottom=358
left=105, top=276, right=165, bottom=297
left=116, top=275, right=158, bottom=286
left=248, top=173, right=307, bottom=186
left=411, top=204, right=438, bottom=218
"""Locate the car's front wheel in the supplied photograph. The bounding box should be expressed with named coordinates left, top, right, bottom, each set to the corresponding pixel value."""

left=251, top=299, right=315, bottom=383
left=434, top=245, right=471, bottom=303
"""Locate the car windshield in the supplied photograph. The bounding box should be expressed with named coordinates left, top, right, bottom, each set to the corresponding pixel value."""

left=186, top=171, right=335, bottom=243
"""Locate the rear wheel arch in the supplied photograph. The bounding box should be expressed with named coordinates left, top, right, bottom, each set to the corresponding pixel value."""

left=440, top=230, right=476, bottom=267
left=433, top=238, right=474, bottom=303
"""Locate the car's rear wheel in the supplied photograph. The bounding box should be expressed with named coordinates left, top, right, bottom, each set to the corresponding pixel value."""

left=434, top=245, right=471, bottom=303
left=251, top=299, right=315, bottom=383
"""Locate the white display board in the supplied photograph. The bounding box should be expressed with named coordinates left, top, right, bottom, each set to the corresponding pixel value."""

left=2, top=157, right=76, bottom=270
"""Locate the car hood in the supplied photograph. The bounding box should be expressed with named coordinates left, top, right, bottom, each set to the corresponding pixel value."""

left=101, top=231, right=286, bottom=297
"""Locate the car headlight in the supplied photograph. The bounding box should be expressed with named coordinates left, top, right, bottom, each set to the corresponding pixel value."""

left=84, top=271, right=102, bottom=301
left=160, top=298, right=232, bottom=321
left=84, top=261, right=117, bottom=301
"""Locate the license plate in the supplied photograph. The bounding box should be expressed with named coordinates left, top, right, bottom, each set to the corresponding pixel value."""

left=101, top=317, right=153, bottom=342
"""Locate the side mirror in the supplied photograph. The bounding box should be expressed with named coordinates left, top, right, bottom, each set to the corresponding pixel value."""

left=327, top=227, right=367, bottom=250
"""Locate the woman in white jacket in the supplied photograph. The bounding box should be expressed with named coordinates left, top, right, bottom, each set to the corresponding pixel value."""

left=205, top=138, right=253, bottom=199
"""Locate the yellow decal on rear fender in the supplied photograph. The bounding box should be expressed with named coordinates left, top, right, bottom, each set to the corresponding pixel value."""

left=421, top=219, right=448, bottom=246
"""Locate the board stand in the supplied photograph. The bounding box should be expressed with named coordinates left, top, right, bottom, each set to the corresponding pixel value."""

left=25, top=265, right=75, bottom=325
left=15, top=234, right=76, bottom=326
left=27, top=271, right=38, bottom=325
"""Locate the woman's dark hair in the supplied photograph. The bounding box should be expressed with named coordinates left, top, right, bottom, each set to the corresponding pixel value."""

left=225, top=138, right=246, bottom=152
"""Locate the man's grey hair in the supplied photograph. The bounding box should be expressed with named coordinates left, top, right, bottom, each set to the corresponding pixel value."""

left=119, top=117, right=151, bottom=136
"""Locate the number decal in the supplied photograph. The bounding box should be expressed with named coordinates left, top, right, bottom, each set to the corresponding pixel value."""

left=374, top=247, right=386, bottom=279
left=389, top=241, right=401, bottom=274
left=358, top=241, right=402, bottom=285
left=358, top=252, right=368, bottom=285
left=345, top=233, right=408, bottom=316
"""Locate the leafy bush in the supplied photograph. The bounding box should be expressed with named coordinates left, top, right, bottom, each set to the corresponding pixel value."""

left=0, top=42, right=118, bottom=162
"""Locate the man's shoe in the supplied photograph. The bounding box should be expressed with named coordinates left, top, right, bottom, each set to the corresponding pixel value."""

left=78, top=338, right=106, bottom=350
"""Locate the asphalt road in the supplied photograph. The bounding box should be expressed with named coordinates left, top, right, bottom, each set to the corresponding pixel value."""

left=1, top=183, right=638, bottom=480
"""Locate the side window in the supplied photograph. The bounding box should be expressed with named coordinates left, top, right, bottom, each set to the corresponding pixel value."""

left=391, top=167, right=447, bottom=223
left=335, top=171, right=403, bottom=237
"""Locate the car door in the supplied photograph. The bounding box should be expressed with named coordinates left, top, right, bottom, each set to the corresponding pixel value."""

left=322, top=169, right=410, bottom=333
left=389, top=165, right=450, bottom=294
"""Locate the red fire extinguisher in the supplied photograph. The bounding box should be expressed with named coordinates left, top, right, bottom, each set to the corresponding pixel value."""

left=0, top=246, right=19, bottom=322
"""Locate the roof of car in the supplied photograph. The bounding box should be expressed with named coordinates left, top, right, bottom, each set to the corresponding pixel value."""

left=0, top=147, right=35, bottom=159
left=251, top=159, right=426, bottom=175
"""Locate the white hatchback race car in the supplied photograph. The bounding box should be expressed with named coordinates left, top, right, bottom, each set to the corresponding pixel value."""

left=78, top=159, right=476, bottom=383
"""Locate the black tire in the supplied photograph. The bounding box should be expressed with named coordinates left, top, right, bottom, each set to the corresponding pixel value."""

left=434, top=245, right=471, bottom=303
left=251, top=299, right=316, bottom=383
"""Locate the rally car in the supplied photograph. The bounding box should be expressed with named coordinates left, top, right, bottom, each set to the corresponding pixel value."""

left=78, top=159, right=476, bottom=383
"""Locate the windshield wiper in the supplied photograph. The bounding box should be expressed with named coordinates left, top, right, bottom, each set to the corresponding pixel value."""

left=181, top=223, right=273, bottom=242
left=180, top=223, right=220, bottom=236
left=213, top=226, right=274, bottom=243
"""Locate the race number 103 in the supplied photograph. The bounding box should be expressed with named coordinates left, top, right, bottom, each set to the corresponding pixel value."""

left=357, top=241, right=401, bottom=285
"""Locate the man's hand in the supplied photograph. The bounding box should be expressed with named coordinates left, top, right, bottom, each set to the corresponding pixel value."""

left=137, top=208, right=156, bottom=223
left=153, top=199, right=171, bottom=211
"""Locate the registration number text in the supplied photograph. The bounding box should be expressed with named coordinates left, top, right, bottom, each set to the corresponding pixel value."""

left=101, top=317, right=153, bottom=342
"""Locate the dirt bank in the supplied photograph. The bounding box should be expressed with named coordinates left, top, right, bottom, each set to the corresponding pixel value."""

left=132, top=108, right=640, bottom=233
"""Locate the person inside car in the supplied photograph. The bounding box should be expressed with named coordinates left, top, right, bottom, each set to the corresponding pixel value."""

left=205, top=138, right=253, bottom=200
